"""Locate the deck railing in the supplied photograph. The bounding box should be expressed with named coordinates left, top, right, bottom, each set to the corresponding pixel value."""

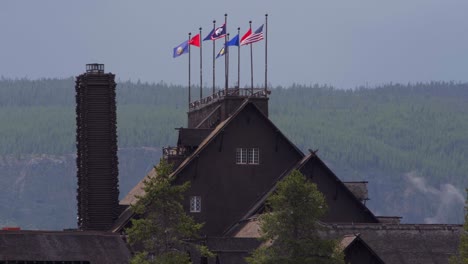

left=162, top=146, right=188, bottom=159
left=189, top=88, right=270, bottom=110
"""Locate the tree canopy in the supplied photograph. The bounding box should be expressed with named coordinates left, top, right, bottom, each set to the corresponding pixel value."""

left=246, top=170, right=344, bottom=264
left=126, top=159, right=209, bottom=264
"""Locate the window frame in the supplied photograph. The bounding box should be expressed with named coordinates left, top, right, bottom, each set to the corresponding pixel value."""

left=190, top=196, right=202, bottom=213
left=236, top=147, right=260, bottom=165
left=248, top=147, right=260, bottom=165
left=236, top=148, right=248, bottom=164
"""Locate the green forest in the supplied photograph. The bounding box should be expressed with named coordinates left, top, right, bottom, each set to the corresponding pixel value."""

left=1, top=78, right=467, bottom=183
left=0, top=78, right=467, bottom=225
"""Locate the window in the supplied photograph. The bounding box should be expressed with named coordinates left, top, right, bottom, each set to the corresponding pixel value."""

left=236, top=148, right=248, bottom=164
left=249, top=148, right=259, bottom=164
left=190, top=196, right=201, bottom=213
left=236, top=148, right=259, bottom=165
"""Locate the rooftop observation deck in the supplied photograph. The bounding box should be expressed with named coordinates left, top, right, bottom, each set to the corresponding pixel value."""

left=189, top=87, right=270, bottom=111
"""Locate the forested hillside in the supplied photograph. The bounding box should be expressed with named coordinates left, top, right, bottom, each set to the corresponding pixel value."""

left=0, top=78, right=467, bottom=228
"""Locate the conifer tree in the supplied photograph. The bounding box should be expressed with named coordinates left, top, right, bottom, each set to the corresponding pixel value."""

left=461, top=195, right=468, bottom=263
left=450, top=188, right=468, bottom=264
left=126, top=159, right=210, bottom=264
left=246, top=170, right=344, bottom=264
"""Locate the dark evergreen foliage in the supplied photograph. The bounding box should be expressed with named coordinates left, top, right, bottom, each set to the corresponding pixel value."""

left=246, top=170, right=344, bottom=264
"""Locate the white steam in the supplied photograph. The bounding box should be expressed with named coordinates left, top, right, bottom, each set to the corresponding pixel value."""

left=405, top=171, right=465, bottom=224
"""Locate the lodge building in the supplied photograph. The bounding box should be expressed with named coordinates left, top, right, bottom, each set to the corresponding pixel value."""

left=0, top=65, right=461, bottom=263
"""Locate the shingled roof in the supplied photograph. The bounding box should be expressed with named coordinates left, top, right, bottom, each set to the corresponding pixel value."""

left=177, top=128, right=213, bottom=147
left=224, top=152, right=379, bottom=236
left=0, top=230, right=131, bottom=263
left=234, top=218, right=462, bottom=264
left=118, top=99, right=304, bottom=225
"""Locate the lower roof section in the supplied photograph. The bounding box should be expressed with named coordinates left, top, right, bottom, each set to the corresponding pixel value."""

left=234, top=218, right=462, bottom=264
left=0, top=230, right=131, bottom=263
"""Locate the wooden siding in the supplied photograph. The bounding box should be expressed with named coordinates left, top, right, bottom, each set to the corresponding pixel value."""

left=300, top=156, right=379, bottom=223
left=175, top=103, right=302, bottom=236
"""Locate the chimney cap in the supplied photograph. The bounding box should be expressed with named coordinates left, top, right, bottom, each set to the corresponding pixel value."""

left=86, top=63, right=105, bottom=74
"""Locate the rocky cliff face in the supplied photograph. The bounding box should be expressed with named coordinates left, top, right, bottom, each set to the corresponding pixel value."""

left=0, top=147, right=161, bottom=230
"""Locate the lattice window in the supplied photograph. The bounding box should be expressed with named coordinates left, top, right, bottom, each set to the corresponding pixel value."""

left=249, top=148, right=260, bottom=164
left=237, top=147, right=259, bottom=165
left=190, top=196, right=201, bottom=213
left=236, top=148, right=248, bottom=164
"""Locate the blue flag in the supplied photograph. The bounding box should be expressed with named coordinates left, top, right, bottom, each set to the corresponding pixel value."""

left=226, top=34, right=239, bottom=47
left=203, top=28, right=214, bottom=41
left=216, top=46, right=228, bottom=59
left=173, top=40, right=189, bottom=58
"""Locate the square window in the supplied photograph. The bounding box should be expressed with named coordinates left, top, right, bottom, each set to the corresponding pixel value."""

left=190, top=196, right=201, bottom=213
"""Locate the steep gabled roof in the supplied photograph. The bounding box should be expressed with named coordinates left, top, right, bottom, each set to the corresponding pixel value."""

left=225, top=151, right=379, bottom=236
left=117, top=99, right=304, bottom=231
left=340, top=234, right=385, bottom=264
left=304, top=152, right=379, bottom=222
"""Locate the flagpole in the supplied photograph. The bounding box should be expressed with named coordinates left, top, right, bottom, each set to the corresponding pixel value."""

left=212, top=20, right=216, bottom=96
left=224, top=13, right=228, bottom=93
left=237, top=27, right=240, bottom=91
left=265, top=14, right=268, bottom=93
left=188, top=32, right=191, bottom=107
left=249, top=21, right=253, bottom=95
left=226, top=33, right=230, bottom=93
left=199, top=27, right=203, bottom=100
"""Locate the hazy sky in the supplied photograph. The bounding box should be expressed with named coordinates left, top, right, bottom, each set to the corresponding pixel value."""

left=1, top=1, right=468, bottom=89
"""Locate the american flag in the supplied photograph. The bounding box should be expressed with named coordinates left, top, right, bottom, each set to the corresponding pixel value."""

left=240, top=24, right=264, bottom=46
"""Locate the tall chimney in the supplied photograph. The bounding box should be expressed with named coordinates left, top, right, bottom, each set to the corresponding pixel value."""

left=76, top=64, right=119, bottom=231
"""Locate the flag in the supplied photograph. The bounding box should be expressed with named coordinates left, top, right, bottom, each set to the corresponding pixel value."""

left=240, top=25, right=264, bottom=46
left=226, top=34, right=239, bottom=47
left=203, top=28, right=214, bottom=41
left=173, top=40, right=189, bottom=58
left=189, top=34, right=200, bottom=47
left=216, top=46, right=228, bottom=59
left=211, top=24, right=226, bottom=40
left=240, top=28, right=251, bottom=44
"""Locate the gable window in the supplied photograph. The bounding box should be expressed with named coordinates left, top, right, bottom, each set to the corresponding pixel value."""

left=249, top=148, right=259, bottom=164
left=236, top=148, right=248, bottom=164
left=190, top=196, right=201, bottom=213
left=236, top=148, right=260, bottom=165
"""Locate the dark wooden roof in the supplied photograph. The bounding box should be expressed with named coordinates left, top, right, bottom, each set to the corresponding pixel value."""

left=177, top=128, right=214, bottom=147
left=235, top=218, right=462, bottom=264
left=205, top=237, right=261, bottom=264
left=224, top=152, right=379, bottom=236
left=343, top=181, right=369, bottom=202
left=340, top=234, right=385, bottom=264
left=0, top=230, right=131, bottom=263
left=118, top=99, right=304, bottom=220
left=325, top=223, right=461, bottom=264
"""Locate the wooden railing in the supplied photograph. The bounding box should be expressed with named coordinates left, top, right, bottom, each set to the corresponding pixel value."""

left=189, top=88, right=270, bottom=110
left=162, top=146, right=188, bottom=158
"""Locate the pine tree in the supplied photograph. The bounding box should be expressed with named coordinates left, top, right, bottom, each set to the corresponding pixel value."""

left=246, top=170, right=344, bottom=264
left=450, top=188, right=468, bottom=264
left=126, top=159, right=210, bottom=264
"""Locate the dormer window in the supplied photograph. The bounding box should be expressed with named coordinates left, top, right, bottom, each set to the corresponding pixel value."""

left=236, top=148, right=260, bottom=165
